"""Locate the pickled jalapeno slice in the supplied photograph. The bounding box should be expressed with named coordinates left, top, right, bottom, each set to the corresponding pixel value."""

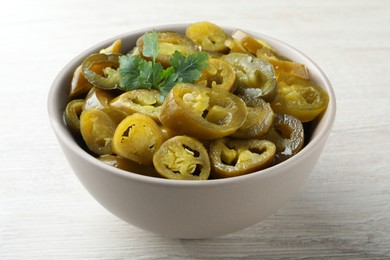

left=271, top=74, right=329, bottom=122
left=153, top=135, right=210, bottom=180
left=112, top=113, right=163, bottom=165
left=80, top=109, right=118, bottom=155
left=109, top=89, right=163, bottom=122
left=186, top=22, right=229, bottom=53
left=64, top=99, right=85, bottom=133
left=224, top=53, right=277, bottom=103
left=81, top=53, right=121, bottom=90
left=210, top=138, right=276, bottom=178
left=197, top=58, right=236, bottom=92
left=264, top=113, right=304, bottom=164
left=159, top=83, right=248, bottom=139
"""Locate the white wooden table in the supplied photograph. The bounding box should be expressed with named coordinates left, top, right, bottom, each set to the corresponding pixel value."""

left=1, top=0, right=390, bottom=258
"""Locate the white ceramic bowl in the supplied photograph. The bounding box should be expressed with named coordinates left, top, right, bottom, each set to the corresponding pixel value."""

left=48, top=24, right=336, bottom=239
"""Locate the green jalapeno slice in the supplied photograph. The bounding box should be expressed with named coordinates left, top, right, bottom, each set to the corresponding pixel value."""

left=109, top=89, right=163, bottom=123
left=272, top=74, right=329, bottom=122
left=81, top=53, right=121, bottom=90
left=231, top=97, right=274, bottom=139
left=64, top=99, right=85, bottom=133
left=263, top=113, right=304, bottom=164
left=224, top=53, right=277, bottom=103
left=159, top=83, right=248, bottom=139
left=210, top=138, right=276, bottom=178
left=153, top=135, right=210, bottom=180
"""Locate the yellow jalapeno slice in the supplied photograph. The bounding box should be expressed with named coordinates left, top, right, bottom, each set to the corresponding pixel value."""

left=112, top=113, right=163, bottom=165
left=224, top=53, right=277, bottom=103
left=83, top=87, right=126, bottom=124
left=197, top=58, right=236, bottom=92
left=186, top=21, right=230, bottom=53
left=137, top=31, right=198, bottom=67
left=159, top=83, right=248, bottom=139
left=271, top=74, right=329, bottom=122
left=109, top=89, right=163, bottom=123
left=64, top=99, right=85, bottom=133
left=210, top=138, right=276, bottom=178
left=80, top=109, right=118, bottom=155
left=231, top=29, right=286, bottom=60
left=264, top=113, right=304, bottom=164
left=153, top=135, right=211, bottom=180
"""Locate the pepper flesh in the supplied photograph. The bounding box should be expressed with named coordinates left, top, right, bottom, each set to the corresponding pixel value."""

left=137, top=31, right=198, bottom=67
left=82, top=53, right=121, bottom=90
left=210, top=138, right=276, bottom=178
left=224, top=53, right=277, bottom=103
left=263, top=113, right=304, bottom=164
left=64, top=99, right=85, bottom=133
left=159, top=83, right=248, bottom=139
left=272, top=73, right=329, bottom=122
left=109, top=89, right=163, bottom=123
left=153, top=135, right=210, bottom=180
left=112, top=113, right=163, bottom=165
left=231, top=97, right=274, bottom=139
left=197, top=58, right=236, bottom=92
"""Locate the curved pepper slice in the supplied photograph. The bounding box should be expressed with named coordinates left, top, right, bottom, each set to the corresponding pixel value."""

left=80, top=109, right=117, bottom=155
left=271, top=74, right=329, bottom=122
left=112, top=113, right=163, bottom=165
left=98, top=154, right=160, bottom=178
left=264, top=113, right=304, bottom=164
left=186, top=21, right=229, bottom=53
left=82, top=53, right=121, bottom=90
left=231, top=29, right=286, bottom=60
left=224, top=53, right=277, bottom=103
left=159, top=83, right=248, bottom=139
left=83, top=87, right=126, bottom=124
left=197, top=58, right=236, bottom=92
left=209, top=138, right=276, bottom=178
left=109, top=89, right=163, bottom=123
left=137, top=31, right=198, bottom=67
left=153, top=135, right=210, bottom=180
left=231, top=97, right=274, bottom=139
left=64, top=99, right=85, bottom=133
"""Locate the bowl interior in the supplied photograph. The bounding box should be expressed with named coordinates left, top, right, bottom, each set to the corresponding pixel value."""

left=48, top=24, right=336, bottom=186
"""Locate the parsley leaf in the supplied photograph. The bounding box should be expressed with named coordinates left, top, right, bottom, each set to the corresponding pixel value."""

left=142, top=30, right=159, bottom=63
left=118, top=30, right=208, bottom=99
left=169, top=51, right=209, bottom=83
left=118, top=55, right=143, bottom=91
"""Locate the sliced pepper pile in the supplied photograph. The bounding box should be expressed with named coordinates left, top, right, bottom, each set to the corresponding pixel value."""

left=64, top=22, right=329, bottom=180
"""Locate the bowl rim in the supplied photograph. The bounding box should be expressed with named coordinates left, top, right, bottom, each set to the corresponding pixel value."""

left=48, top=23, right=336, bottom=188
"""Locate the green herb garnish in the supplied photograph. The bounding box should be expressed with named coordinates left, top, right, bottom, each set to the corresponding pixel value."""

left=118, top=30, right=208, bottom=99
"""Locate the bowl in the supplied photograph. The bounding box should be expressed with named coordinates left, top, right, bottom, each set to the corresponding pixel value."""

left=48, top=24, right=336, bottom=239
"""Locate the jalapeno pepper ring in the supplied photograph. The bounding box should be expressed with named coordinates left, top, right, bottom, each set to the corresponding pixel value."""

left=153, top=135, right=211, bottom=180
left=81, top=53, right=121, bottom=90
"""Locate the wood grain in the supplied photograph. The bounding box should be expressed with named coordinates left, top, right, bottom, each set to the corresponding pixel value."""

left=1, top=0, right=390, bottom=258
